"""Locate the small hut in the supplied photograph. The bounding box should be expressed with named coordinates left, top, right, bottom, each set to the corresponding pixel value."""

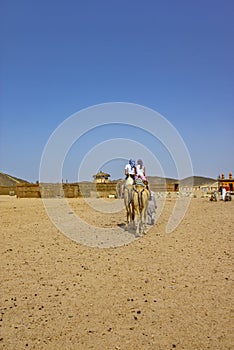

left=93, top=171, right=110, bottom=183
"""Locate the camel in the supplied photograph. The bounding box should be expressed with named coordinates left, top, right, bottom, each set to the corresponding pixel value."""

left=132, top=180, right=150, bottom=236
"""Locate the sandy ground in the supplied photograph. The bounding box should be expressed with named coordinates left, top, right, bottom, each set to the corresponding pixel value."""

left=0, top=195, right=233, bottom=350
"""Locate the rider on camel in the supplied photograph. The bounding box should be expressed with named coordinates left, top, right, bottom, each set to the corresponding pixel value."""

left=135, top=159, right=146, bottom=181
left=125, top=159, right=136, bottom=181
left=135, top=159, right=149, bottom=190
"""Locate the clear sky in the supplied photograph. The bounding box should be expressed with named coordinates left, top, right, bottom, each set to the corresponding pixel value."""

left=1, top=0, right=233, bottom=182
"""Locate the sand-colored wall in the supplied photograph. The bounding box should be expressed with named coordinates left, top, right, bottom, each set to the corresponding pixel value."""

left=15, top=182, right=119, bottom=198
left=1, top=181, right=180, bottom=198
left=0, top=186, right=16, bottom=196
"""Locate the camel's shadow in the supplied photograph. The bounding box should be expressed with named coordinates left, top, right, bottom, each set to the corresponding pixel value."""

left=117, top=223, right=139, bottom=235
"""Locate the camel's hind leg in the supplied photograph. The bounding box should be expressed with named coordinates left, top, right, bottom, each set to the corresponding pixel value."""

left=125, top=205, right=133, bottom=231
left=125, top=208, right=130, bottom=231
left=140, top=208, right=147, bottom=234
left=134, top=209, right=141, bottom=237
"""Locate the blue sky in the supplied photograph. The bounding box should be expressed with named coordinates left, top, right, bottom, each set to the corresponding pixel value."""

left=1, top=0, right=233, bottom=182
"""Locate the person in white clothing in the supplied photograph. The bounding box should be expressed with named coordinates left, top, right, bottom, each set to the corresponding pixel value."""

left=146, top=191, right=157, bottom=225
left=222, top=187, right=227, bottom=201
left=136, top=159, right=147, bottom=181
left=125, top=159, right=136, bottom=180
left=135, top=159, right=151, bottom=191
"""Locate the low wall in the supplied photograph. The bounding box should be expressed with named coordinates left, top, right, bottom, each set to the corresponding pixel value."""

left=16, top=182, right=118, bottom=198
left=0, top=186, right=16, bottom=196
left=150, top=183, right=179, bottom=192
left=16, top=184, right=41, bottom=198
left=3, top=180, right=179, bottom=198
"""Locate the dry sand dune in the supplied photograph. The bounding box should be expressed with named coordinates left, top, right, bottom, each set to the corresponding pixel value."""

left=0, top=195, right=233, bottom=349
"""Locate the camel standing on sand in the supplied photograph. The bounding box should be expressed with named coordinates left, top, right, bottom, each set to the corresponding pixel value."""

left=132, top=181, right=150, bottom=236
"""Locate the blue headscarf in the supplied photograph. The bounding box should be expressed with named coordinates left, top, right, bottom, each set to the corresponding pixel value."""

left=129, top=159, right=136, bottom=169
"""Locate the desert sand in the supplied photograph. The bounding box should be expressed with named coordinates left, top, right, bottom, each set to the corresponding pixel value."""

left=0, top=195, right=233, bottom=349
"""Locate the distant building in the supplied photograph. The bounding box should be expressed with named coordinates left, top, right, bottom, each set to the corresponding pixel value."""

left=200, top=181, right=219, bottom=193
left=218, top=172, right=234, bottom=192
left=93, top=171, right=110, bottom=183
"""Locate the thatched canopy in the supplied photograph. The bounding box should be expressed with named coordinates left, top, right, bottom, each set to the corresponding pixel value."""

left=93, top=171, right=110, bottom=179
